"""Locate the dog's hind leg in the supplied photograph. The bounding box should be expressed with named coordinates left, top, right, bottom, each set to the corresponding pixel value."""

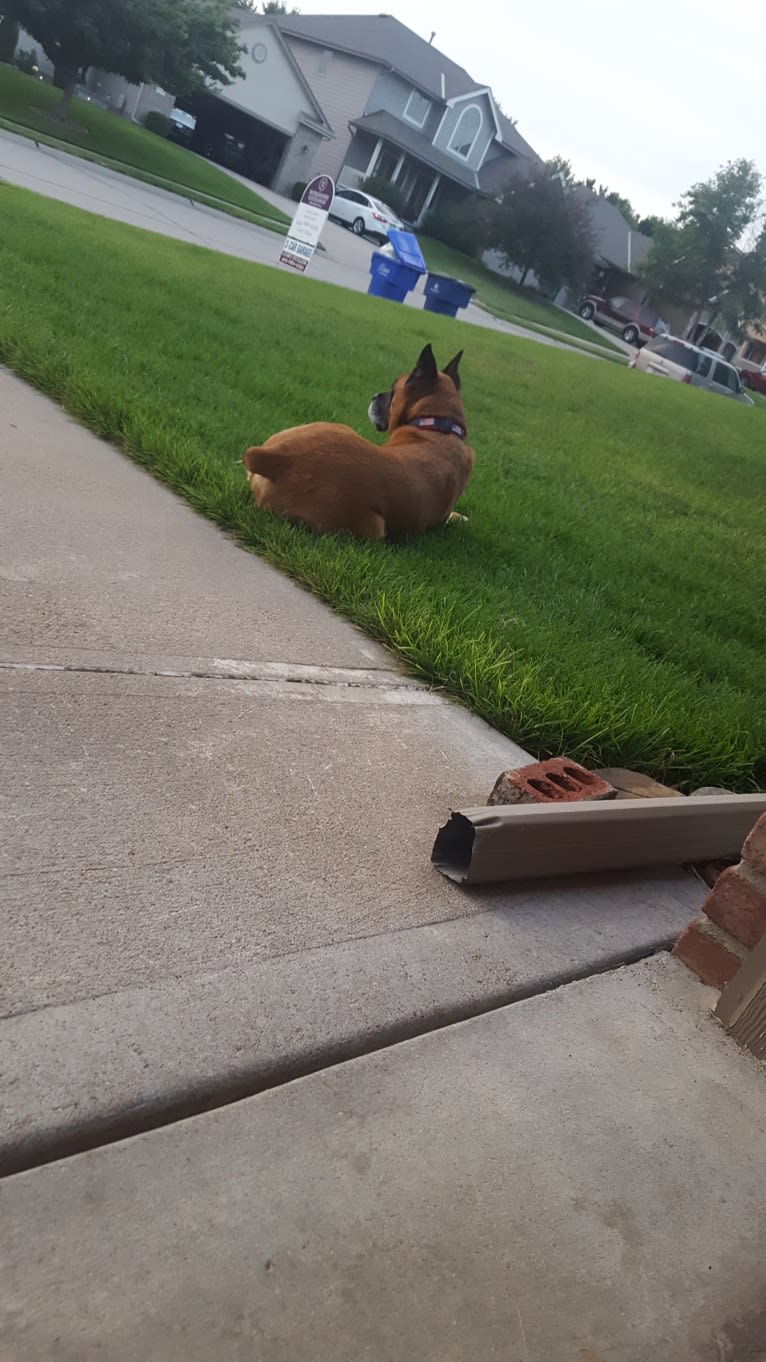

left=349, top=510, right=386, bottom=541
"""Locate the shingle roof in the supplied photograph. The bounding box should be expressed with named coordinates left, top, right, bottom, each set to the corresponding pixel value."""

left=270, top=13, right=537, bottom=159
left=351, top=110, right=491, bottom=188
left=577, top=190, right=653, bottom=273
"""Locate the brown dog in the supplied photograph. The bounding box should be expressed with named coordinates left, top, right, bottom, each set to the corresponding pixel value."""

left=243, top=344, right=474, bottom=540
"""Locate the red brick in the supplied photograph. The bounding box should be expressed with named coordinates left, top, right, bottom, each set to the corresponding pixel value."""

left=488, top=758, right=616, bottom=806
left=672, top=920, right=744, bottom=990
left=702, top=865, right=766, bottom=951
left=742, top=813, right=766, bottom=877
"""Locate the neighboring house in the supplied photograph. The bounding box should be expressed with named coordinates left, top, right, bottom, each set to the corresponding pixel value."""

left=12, top=28, right=176, bottom=123
left=178, top=12, right=539, bottom=215
left=483, top=190, right=655, bottom=303
left=579, top=191, right=652, bottom=298
left=734, top=327, right=766, bottom=369
left=82, top=70, right=174, bottom=124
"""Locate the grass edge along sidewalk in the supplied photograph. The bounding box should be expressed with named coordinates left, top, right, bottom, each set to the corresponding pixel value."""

left=0, top=63, right=289, bottom=230
left=418, top=236, right=625, bottom=357
left=1, top=186, right=764, bottom=793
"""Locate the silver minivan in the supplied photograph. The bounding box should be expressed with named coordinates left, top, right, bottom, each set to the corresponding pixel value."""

left=631, top=336, right=754, bottom=405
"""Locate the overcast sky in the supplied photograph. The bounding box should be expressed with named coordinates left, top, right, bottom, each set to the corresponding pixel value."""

left=294, top=0, right=766, bottom=221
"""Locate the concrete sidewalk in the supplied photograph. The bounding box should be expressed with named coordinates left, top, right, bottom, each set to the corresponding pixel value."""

left=3, top=955, right=765, bottom=1361
left=0, top=366, right=705, bottom=1169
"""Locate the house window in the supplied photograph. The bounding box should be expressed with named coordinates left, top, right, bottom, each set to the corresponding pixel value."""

left=448, top=105, right=482, bottom=158
left=404, top=89, right=431, bottom=127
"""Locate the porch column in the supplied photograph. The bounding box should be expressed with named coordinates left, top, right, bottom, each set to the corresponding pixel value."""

left=392, top=151, right=406, bottom=183
left=415, top=173, right=441, bottom=226
left=364, top=138, right=383, bottom=177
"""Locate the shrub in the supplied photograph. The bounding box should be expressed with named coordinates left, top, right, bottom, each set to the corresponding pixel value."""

left=359, top=176, right=407, bottom=218
left=143, top=110, right=172, bottom=137
left=290, top=180, right=307, bottom=201
left=421, top=201, right=481, bottom=257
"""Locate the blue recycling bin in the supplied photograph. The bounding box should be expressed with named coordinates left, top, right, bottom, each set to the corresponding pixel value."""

left=423, top=272, right=476, bottom=318
left=368, top=230, right=426, bottom=303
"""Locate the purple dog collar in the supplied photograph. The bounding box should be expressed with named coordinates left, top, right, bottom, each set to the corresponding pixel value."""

left=408, top=416, right=467, bottom=440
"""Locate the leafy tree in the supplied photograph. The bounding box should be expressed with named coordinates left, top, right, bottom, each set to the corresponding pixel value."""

left=233, top=1, right=300, bottom=11
left=0, top=0, right=244, bottom=115
left=547, top=153, right=574, bottom=186
left=0, top=13, right=18, bottom=61
left=714, top=222, right=766, bottom=337
left=486, top=165, right=594, bottom=291
left=641, top=159, right=763, bottom=331
left=637, top=215, right=664, bottom=238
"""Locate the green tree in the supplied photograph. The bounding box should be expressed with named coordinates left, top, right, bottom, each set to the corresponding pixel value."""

left=487, top=166, right=595, bottom=291
left=0, top=12, right=18, bottom=61
left=0, top=0, right=244, bottom=115
left=714, top=223, right=766, bottom=337
left=232, top=2, right=300, bottom=11
left=547, top=154, right=574, bottom=186
left=637, top=215, right=664, bottom=238
left=641, top=159, right=763, bottom=331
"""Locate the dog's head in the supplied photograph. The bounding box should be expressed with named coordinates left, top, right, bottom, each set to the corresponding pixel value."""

left=368, top=344, right=464, bottom=434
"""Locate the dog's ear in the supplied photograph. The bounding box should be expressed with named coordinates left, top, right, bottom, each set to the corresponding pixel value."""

left=443, top=351, right=463, bottom=391
left=406, top=343, right=438, bottom=389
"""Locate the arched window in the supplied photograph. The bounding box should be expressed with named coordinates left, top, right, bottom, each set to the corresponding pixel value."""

left=448, top=105, right=482, bottom=159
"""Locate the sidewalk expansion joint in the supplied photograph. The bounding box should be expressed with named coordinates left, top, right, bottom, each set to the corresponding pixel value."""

left=0, top=659, right=429, bottom=694
left=0, top=941, right=671, bottom=1179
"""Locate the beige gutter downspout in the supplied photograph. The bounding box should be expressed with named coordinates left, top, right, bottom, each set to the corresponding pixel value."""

left=432, top=794, right=766, bottom=886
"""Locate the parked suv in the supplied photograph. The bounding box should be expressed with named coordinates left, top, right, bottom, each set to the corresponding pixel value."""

left=329, top=189, right=403, bottom=243
left=578, top=294, right=668, bottom=347
left=631, top=336, right=754, bottom=404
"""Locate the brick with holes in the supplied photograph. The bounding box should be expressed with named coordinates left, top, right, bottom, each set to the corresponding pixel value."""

left=488, top=758, right=617, bottom=806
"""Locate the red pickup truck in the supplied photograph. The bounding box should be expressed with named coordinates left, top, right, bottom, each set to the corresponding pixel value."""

left=739, top=367, right=766, bottom=395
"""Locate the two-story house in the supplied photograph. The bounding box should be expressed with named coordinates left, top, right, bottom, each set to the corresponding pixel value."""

left=178, top=12, right=539, bottom=222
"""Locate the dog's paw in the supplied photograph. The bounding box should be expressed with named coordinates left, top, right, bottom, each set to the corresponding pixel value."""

left=447, top=511, right=469, bottom=525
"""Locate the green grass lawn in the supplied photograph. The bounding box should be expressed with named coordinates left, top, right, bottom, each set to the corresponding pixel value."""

left=418, top=236, right=623, bottom=356
left=0, top=63, right=289, bottom=227
left=2, top=184, right=764, bottom=791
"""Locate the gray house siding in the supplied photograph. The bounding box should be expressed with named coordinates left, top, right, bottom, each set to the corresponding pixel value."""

left=285, top=36, right=378, bottom=182
left=272, top=125, right=325, bottom=197
left=432, top=96, right=493, bottom=173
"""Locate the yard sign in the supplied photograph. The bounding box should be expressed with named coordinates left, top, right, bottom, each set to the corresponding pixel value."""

left=279, top=175, right=335, bottom=273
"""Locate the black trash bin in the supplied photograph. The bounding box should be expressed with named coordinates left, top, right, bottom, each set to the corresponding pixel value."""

left=423, top=273, right=476, bottom=318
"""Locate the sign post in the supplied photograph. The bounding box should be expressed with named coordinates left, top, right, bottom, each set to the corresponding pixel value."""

left=278, top=175, right=335, bottom=273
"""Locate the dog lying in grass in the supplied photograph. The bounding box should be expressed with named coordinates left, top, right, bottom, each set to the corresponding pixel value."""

left=243, top=344, right=473, bottom=540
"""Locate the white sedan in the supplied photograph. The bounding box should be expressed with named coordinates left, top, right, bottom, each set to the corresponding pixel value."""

left=329, top=188, right=403, bottom=243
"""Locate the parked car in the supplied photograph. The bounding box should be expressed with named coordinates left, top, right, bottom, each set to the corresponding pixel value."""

left=739, top=366, right=766, bottom=396
left=630, top=336, right=755, bottom=405
left=329, top=189, right=403, bottom=243
left=577, top=294, right=668, bottom=347
left=167, top=108, right=197, bottom=147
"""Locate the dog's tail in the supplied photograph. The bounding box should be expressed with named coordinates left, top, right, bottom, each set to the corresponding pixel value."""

left=242, top=445, right=292, bottom=481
